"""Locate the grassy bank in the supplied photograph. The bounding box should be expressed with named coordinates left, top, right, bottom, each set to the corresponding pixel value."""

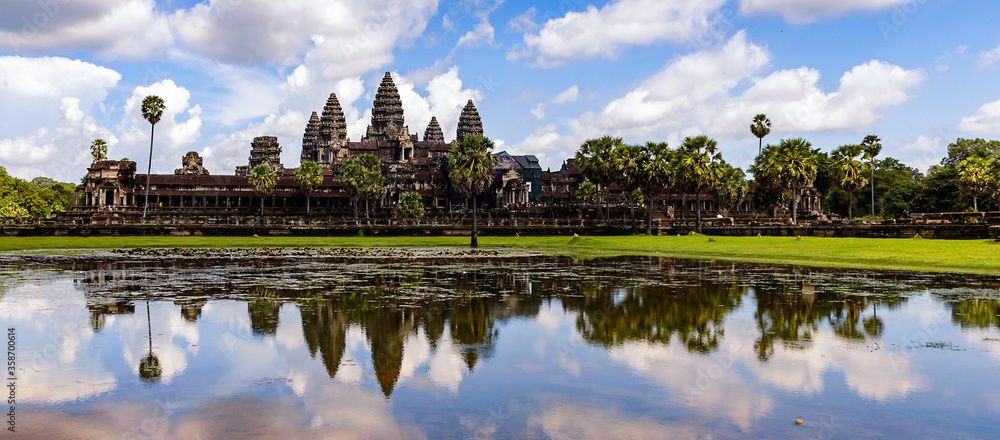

left=1, top=235, right=998, bottom=274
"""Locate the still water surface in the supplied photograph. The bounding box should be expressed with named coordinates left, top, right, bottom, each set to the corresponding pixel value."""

left=2, top=254, right=1000, bottom=439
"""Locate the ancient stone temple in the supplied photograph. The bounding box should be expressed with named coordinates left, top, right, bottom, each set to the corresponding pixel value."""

left=301, top=93, right=350, bottom=165
left=174, top=151, right=210, bottom=175
left=424, top=117, right=445, bottom=143
left=456, top=100, right=484, bottom=142
left=72, top=72, right=547, bottom=215
left=363, top=72, right=411, bottom=143
left=236, top=136, right=284, bottom=176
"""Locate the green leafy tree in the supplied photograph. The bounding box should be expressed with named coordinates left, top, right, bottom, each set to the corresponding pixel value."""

left=753, top=139, right=818, bottom=224
left=340, top=158, right=365, bottom=222
left=576, top=180, right=598, bottom=204
left=677, top=135, right=722, bottom=233
left=712, top=162, right=749, bottom=214
left=294, top=161, right=324, bottom=215
left=141, top=95, right=165, bottom=220
left=861, top=135, right=881, bottom=218
left=248, top=164, right=276, bottom=216
left=358, top=153, right=385, bottom=219
left=610, top=143, right=644, bottom=234
left=637, top=141, right=674, bottom=235
left=957, top=155, right=992, bottom=211
left=90, top=139, right=108, bottom=163
left=750, top=114, right=771, bottom=156
left=940, top=138, right=1000, bottom=169
left=831, top=144, right=868, bottom=220
left=575, top=136, right=621, bottom=221
left=0, top=167, right=51, bottom=219
left=396, top=191, right=425, bottom=219
left=448, top=135, right=499, bottom=247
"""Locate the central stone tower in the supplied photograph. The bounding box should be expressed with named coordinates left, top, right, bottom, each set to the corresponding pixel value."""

left=363, top=72, right=411, bottom=142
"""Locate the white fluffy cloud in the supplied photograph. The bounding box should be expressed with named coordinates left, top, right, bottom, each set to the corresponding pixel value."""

left=979, top=44, right=1000, bottom=69
left=0, top=0, right=172, bottom=60
left=592, top=33, right=924, bottom=138
left=509, top=0, right=727, bottom=67
left=0, top=56, right=120, bottom=180
left=114, top=80, right=203, bottom=174
left=551, top=85, right=580, bottom=105
left=739, top=0, right=915, bottom=24
left=505, top=31, right=924, bottom=171
left=395, top=67, right=483, bottom=143
left=171, top=0, right=439, bottom=76
left=958, top=98, right=1000, bottom=134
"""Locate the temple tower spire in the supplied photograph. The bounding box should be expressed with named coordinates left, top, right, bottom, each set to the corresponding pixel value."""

left=424, top=116, right=445, bottom=143
left=456, top=100, right=483, bottom=142
left=364, top=72, right=409, bottom=142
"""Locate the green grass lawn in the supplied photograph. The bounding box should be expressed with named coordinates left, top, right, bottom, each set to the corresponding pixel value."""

left=1, top=235, right=998, bottom=275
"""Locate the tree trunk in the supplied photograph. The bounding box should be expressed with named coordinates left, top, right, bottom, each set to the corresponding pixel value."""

left=695, top=192, right=702, bottom=233
left=681, top=194, right=687, bottom=220
left=646, top=200, right=654, bottom=235
left=596, top=185, right=604, bottom=221
left=259, top=196, right=264, bottom=216
left=365, top=199, right=369, bottom=219
left=870, top=165, right=875, bottom=219
left=791, top=186, right=798, bottom=225
left=973, top=196, right=978, bottom=212
left=353, top=198, right=359, bottom=224
left=848, top=191, right=853, bottom=220
left=306, top=193, right=311, bottom=215
left=758, top=137, right=762, bottom=156
left=142, top=123, right=155, bottom=221
left=471, top=197, right=479, bottom=248
left=628, top=192, right=637, bottom=235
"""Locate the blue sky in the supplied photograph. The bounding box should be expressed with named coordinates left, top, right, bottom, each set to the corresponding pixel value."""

left=2, top=0, right=999, bottom=182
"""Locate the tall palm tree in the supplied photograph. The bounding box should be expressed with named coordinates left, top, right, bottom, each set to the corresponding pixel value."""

left=609, top=143, right=643, bottom=234
left=957, top=155, right=991, bottom=211
left=248, top=164, right=276, bottom=216
left=449, top=135, right=499, bottom=247
left=358, top=153, right=385, bottom=219
left=771, top=138, right=818, bottom=225
left=575, top=136, right=620, bottom=221
left=750, top=114, right=771, bottom=156
left=340, top=158, right=364, bottom=223
left=678, top=135, right=722, bottom=233
left=294, top=161, right=324, bottom=215
left=638, top=141, right=674, bottom=235
left=712, top=162, right=749, bottom=215
left=90, top=139, right=108, bottom=163
left=831, top=144, right=868, bottom=220
left=141, top=95, right=165, bottom=220
left=861, top=135, right=881, bottom=218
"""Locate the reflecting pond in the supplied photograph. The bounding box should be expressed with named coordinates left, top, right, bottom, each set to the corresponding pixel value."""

left=3, top=253, right=1000, bottom=439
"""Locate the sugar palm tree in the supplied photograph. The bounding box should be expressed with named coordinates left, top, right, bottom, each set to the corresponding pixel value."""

left=957, top=155, right=991, bottom=211
left=677, top=135, right=722, bottom=233
left=448, top=135, right=499, bottom=247
left=575, top=136, right=620, bottom=221
left=90, top=139, right=108, bottom=163
left=340, top=158, right=364, bottom=223
left=712, top=162, right=749, bottom=215
left=248, top=164, right=276, bottom=216
left=294, top=161, right=324, bottom=215
left=771, top=138, right=818, bottom=224
left=831, top=144, right=868, bottom=220
left=609, top=142, right=643, bottom=234
left=861, top=135, right=881, bottom=218
left=358, top=153, right=385, bottom=219
left=637, top=141, right=674, bottom=235
left=750, top=114, right=771, bottom=156
left=141, top=95, right=165, bottom=220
